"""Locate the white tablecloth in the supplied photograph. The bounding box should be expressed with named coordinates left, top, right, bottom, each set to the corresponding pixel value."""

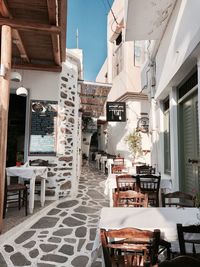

left=104, top=174, right=172, bottom=206
left=6, top=166, right=48, bottom=214
left=95, top=207, right=200, bottom=254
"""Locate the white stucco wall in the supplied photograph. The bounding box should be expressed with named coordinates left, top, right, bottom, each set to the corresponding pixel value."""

left=155, top=0, right=200, bottom=99
left=11, top=69, right=59, bottom=101
left=107, top=99, right=151, bottom=164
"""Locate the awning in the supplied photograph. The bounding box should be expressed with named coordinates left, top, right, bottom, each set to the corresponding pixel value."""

left=79, top=81, right=112, bottom=118
left=125, top=0, right=177, bottom=41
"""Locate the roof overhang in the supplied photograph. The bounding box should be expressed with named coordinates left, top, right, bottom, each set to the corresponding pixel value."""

left=125, top=0, right=177, bottom=41
left=79, top=81, right=112, bottom=118
left=0, top=0, right=67, bottom=72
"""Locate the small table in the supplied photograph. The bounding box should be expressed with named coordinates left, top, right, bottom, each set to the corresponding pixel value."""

left=6, top=166, right=48, bottom=214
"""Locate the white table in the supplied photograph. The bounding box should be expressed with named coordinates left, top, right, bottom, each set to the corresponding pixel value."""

left=96, top=207, right=200, bottom=254
left=6, top=166, right=48, bottom=214
left=104, top=174, right=172, bottom=206
left=95, top=154, right=102, bottom=169
left=100, top=156, right=108, bottom=173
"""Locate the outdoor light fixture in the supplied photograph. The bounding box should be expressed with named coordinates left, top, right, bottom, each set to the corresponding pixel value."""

left=16, top=86, right=28, bottom=97
left=10, top=71, right=22, bottom=82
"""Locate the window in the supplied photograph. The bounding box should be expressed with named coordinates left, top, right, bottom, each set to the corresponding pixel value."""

left=163, top=98, right=171, bottom=174
left=113, top=32, right=123, bottom=78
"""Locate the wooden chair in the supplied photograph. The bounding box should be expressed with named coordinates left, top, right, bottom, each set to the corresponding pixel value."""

left=116, top=175, right=140, bottom=192
left=3, top=176, right=28, bottom=218
left=136, top=175, right=161, bottom=207
left=114, top=190, right=148, bottom=207
left=113, top=157, right=125, bottom=166
left=158, top=255, right=200, bottom=267
left=100, top=227, right=160, bottom=267
left=113, top=175, right=140, bottom=206
left=136, top=165, right=155, bottom=175
left=112, top=165, right=126, bottom=174
left=177, top=223, right=200, bottom=257
left=162, top=191, right=194, bottom=207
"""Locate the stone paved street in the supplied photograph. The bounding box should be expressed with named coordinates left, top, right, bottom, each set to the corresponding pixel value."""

left=0, top=163, right=108, bottom=267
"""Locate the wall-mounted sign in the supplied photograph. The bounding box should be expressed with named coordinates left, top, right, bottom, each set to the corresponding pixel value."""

left=106, top=102, right=126, bottom=122
left=29, top=100, right=58, bottom=155
left=137, top=117, right=149, bottom=133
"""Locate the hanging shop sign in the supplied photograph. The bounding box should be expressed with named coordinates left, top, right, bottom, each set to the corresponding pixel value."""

left=106, top=102, right=126, bottom=122
left=137, top=117, right=149, bottom=133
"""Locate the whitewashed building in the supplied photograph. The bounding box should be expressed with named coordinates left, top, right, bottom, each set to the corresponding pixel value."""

left=96, top=0, right=151, bottom=165
left=9, top=49, right=83, bottom=199
left=125, top=0, right=200, bottom=193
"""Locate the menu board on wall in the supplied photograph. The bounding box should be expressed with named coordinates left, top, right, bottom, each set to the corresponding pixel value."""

left=29, top=100, right=58, bottom=155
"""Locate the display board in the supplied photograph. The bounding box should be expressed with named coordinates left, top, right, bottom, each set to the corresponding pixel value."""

left=106, top=102, right=126, bottom=122
left=29, top=100, right=57, bottom=155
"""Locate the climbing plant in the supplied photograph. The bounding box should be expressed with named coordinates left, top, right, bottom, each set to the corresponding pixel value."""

left=125, top=129, right=142, bottom=158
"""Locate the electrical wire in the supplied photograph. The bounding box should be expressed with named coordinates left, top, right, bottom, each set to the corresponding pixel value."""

left=106, top=0, right=119, bottom=25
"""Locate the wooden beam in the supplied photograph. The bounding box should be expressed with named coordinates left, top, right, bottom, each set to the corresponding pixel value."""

left=0, top=0, right=30, bottom=63
left=14, top=63, right=62, bottom=72
left=12, top=30, right=30, bottom=63
left=59, top=0, right=67, bottom=62
left=47, top=0, right=61, bottom=65
left=47, top=0, right=57, bottom=24
left=0, top=18, right=61, bottom=34
left=0, top=25, right=12, bottom=233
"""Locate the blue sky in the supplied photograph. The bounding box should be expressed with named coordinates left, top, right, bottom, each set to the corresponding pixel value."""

left=67, top=0, right=113, bottom=81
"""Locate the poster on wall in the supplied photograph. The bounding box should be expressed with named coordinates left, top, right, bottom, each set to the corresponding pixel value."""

left=106, top=102, right=126, bottom=122
left=29, top=100, right=58, bottom=155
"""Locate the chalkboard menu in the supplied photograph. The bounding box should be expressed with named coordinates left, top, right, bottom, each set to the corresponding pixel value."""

left=29, top=100, right=58, bottom=155
left=106, top=102, right=126, bottom=122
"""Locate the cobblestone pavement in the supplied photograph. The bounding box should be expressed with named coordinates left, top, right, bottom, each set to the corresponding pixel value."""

left=0, top=163, right=109, bottom=267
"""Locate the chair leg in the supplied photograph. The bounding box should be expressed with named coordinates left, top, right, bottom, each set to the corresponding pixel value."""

left=18, top=190, right=21, bottom=210
left=25, top=188, right=28, bottom=216
left=3, top=190, right=7, bottom=218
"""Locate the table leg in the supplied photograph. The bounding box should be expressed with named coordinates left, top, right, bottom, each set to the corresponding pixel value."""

left=29, top=177, right=35, bottom=214
left=109, top=188, right=114, bottom=207
left=40, top=178, right=45, bottom=207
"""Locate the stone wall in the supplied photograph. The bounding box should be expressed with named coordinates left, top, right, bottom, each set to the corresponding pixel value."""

left=33, top=61, right=81, bottom=200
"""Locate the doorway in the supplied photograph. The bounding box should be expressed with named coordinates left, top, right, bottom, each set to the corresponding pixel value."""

left=6, top=94, right=27, bottom=167
left=179, top=90, right=200, bottom=193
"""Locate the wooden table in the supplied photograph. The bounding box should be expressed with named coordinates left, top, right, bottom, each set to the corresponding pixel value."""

left=6, top=166, right=48, bottom=214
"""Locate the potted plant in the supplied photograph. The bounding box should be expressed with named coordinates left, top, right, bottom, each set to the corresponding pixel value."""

left=16, top=151, right=24, bottom=166
left=125, top=129, right=142, bottom=163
